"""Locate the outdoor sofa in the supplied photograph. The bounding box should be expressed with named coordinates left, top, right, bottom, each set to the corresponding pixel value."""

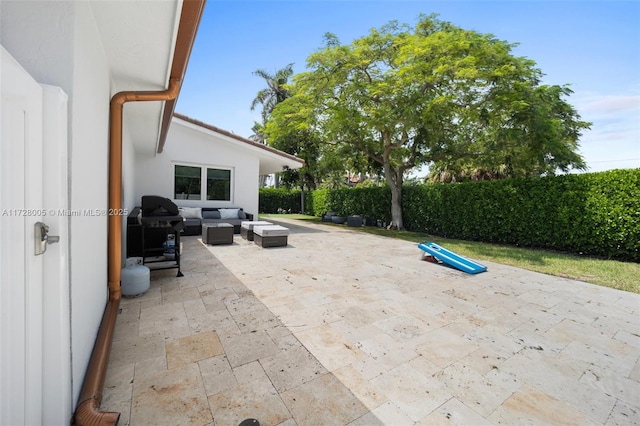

left=127, top=205, right=253, bottom=239
left=177, top=207, right=254, bottom=235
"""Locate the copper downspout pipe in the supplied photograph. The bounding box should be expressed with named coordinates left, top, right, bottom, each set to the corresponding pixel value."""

left=72, top=301, right=121, bottom=425
left=106, top=79, right=181, bottom=300
left=73, top=1, right=204, bottom=422
left=74, top=80, right=182, bottom=426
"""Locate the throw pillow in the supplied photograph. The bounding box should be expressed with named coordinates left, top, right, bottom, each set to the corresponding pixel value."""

left=202, top=210, right=221, bottom=219
left=178, top=207, right=202, bottom=219
left=238, top=210, right=246, bottom=219
left=219, top=208, right=240, bottom=220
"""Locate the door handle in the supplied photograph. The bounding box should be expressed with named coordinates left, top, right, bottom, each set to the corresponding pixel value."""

left=35, top=221, right=60, bottom=255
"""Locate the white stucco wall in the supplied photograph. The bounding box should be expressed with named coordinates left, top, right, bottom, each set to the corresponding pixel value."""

left=0, top=1, right=75, bottom=92
left=122, top=125, right=137, bottom=261
left=134, top=120, right=261, bottom=216
left=68, top=2, right=111, bottom=404
left=1, top=0, right=111, bottom=410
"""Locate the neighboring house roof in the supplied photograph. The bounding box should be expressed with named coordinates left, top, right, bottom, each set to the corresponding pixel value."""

left=173, top=112, right=305, bottom=175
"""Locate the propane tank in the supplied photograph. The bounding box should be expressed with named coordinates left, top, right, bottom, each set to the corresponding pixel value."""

left=121, top=257, right=150, bottom=298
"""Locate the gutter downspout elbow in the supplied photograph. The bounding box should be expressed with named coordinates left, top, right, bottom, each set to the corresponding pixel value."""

left=73, top=300, right=121, bottom=426
left=107, top=77, right=181, bottom=301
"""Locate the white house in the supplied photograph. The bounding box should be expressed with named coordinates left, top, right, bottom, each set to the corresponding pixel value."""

left=1, top=1, right=300, bottom=424
left=135, top=113, right=303, bottom=215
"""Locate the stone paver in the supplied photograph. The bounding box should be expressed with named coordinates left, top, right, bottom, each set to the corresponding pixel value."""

left=103, top=218, right=640, bottom=425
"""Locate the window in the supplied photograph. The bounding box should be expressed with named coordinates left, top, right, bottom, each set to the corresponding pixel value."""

left=174, top=164, right=232, bottom=201
left=174, top=165, right=201, bottom=200
left=207, top=168, right=231, bottom=201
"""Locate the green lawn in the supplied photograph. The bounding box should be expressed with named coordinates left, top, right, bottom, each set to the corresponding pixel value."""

left=261, top=213, right=640, bottom=294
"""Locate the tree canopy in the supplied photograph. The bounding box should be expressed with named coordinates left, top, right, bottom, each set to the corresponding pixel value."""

left=265, top=14, right=590, bottom=228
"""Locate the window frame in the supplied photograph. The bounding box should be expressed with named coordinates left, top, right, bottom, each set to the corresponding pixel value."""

left=173, top=164, right=202, bottom=200
left=172, top=162, right=234, bottom=204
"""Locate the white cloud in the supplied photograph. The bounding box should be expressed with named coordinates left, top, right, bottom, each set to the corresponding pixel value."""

left=572, top=92, right=640, bottom=172
left=578, top=94, right=640, bottom=117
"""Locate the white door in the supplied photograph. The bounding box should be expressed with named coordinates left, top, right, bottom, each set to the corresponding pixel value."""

left=41, top=84, right=72, bottom=425
left=1, top=46, right=71, bottom=425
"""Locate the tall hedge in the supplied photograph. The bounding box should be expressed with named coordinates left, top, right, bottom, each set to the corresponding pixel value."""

left=307, top=189, right=327, bottom=217
left=258, top=188, right=301, bottom=213
left=271, top=186, right=392, bottom=220
left=259, top=169, right=639, bottom=261
left=403, top=169, right=639, bottom=261
left=327, top=187, right=390, bottom=219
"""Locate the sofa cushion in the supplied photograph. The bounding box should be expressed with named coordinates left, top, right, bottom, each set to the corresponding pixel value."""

left=179, top=207, right=202, bottom=219
left=241, top=221, right=272, bottom=230
left=184, top=218, right=201, bottom=228
left=202, top=209, right=221, bottom=219
left=202, top=218, right=242, bottom=224
left=219, top=208, right=240, bottom=220
left=253, top=225, right=289, bottom=237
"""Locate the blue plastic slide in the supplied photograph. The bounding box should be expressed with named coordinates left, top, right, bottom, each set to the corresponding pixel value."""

left=418, top=242, right=487, bottom=274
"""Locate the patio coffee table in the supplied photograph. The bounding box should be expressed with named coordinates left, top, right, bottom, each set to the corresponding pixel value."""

left=202, top=223, right=234, bottom=245
left=240, top=220, right=273, bottom=241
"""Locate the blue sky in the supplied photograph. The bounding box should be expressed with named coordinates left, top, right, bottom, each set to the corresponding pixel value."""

left=176, top=0, right=640, bottom=175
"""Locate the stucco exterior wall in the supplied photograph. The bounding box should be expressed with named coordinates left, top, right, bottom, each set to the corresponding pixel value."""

left=123, top=128, right=137, bottom=261
left=1, top=0, right=111, bottom=410
left=134, top=120, right=261, bottom=216
left=0, top=1, right=75, bottom=92
left=68, top=2, right=111, bottom=404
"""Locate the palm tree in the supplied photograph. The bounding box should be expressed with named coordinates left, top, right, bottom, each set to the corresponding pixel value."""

left=250, top=63, right=294, bottom=124
left=249, top=121, right=266, bottom=145
left=251, top=64, right=295, bottom=188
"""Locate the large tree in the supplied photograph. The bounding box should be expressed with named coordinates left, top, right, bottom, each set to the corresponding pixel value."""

left=428, top=84, right=588, bottom=182
left=266, top=15, right=590, bottom=229
left=269, top=129, right=323, bottom=191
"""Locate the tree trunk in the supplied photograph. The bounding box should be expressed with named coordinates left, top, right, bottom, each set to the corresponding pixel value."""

left=383, top=163, right=404, bottom=230
left=380, top=132, right=404, bottom=230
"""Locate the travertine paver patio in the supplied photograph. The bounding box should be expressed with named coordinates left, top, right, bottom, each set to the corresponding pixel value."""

left=103, top=217, right=640, bottom=425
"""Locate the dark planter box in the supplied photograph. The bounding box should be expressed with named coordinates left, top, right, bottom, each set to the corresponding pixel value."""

left=331, top=216, right=347, bottom=224
left=364, top=217, right=377, bottom=227
left=347, top=215, right=363, bottom=227
left=322, top=211, right=337, bottom=222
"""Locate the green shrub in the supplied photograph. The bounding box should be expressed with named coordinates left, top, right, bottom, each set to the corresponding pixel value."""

left=322, top=187, right=391, bottom=222
left=258, top=188, right=301, bottom=213
left=403, top=169, right=639, bottom=261
left=308, top=189, right=328, bottom=217
left=260, top=169, right=639, bottom=261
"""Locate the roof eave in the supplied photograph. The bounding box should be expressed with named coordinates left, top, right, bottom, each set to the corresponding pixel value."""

left=157, top=0, right=206, bottom=154
left=172, top=112, right=305, bottom=167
